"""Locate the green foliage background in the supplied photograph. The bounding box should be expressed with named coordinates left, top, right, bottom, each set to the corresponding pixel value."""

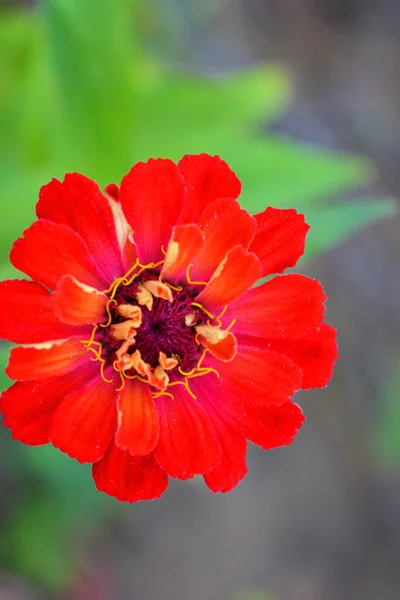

left=0, top=0, right=397, bottom=592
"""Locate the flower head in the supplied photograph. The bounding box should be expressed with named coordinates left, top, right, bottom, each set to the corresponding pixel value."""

left=0, top=154, right=337, bottom=502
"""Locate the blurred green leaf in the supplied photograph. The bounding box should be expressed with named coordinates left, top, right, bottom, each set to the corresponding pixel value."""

left=0, top=343, right=11, bottom=393
left=301, top=199, right=396, bottom=261
left=41, top=0, right=141, bottom=180
left=2, top=495, right=75, bottom=591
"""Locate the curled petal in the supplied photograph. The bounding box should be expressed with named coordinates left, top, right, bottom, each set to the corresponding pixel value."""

left=161, top=224, right=205, bottom=284
left=196, top=325, right=237, bottom=362
left=190, top=199, right=256, bottom=281
left=6, top=337, right=89, bottom=381
left=52, top=275, right=109, bottom=325
left=92, top=443, right=168, bottom=503
left=196, top=245, right=262, bottom=309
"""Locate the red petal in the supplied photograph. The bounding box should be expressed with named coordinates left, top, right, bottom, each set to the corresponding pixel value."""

left=178, top=154, right=241, bottom=224
left=0, top=361, right=99, bottom=446
left=196, top=245, right=262, bottom=309
left=37, top=174, right=124, bottom=282
left=239, top=401, right=305, bottom=450
left=104, top=183, right=119, bottom=202
left=160, top=224, right=205, bottom=284
left=249, top=207, right=309, bottom=276
left=196, top=325, right=237, bottom=362
left=120, top=158, right=185, bottom=264
left=206, top=345, right=303, bottom=407
left=6, top=337, right=89, bottom=381
left=192, top=382, right=247, bottom=493
left=154, top=386, right=221, bottom=479
left=115, top=379, right=160, bottom=455
left=189, top=199, right=256, bottom=281
left=92, top=443, right=168, bottom=503
left=10, top=220, right=108, bottom=290
left=266, top=323, right=338, bottom=389
left=50, top=375, right=117, bottom=463
left=0, top=280, right=86, bottom=344
left=227, top=274, right=326, bottom=340
left=52, top=275, right=108, bottom=325
left=194, top=366, right=305, bottom=450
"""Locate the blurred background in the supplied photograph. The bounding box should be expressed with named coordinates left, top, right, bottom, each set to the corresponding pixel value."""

left=0, top=0, right=400, bottom=599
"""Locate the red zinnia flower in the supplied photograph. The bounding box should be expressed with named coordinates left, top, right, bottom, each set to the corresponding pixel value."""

left=0, top=154, right=337, bottom=502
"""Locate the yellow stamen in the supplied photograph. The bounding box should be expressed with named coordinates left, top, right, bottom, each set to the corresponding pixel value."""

left=113, top=363, right=126, bottom=392
left=99, top=298, right=117, bottom=328
left=100, top=361, right=114, bottom=384
left=214, top=305, right=228, bottom=321
left=190, top=302, right=215, bottom=321
left=186, top=367, right=220, bottom=380
left=185, top=264, right=208, bottom=287
left=225, top=318, right=236, bottom=332
left=164, top=281, right=183, bottom=292
left=152, top=390, right=175, bottom=400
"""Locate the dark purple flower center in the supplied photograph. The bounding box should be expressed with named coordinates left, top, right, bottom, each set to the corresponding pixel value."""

left=98, top=271, right=208, bottom=375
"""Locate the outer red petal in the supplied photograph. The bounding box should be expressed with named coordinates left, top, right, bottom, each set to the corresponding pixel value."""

left=226, top=274, right=326, bottom=340
left=52, top=275, right=108, bottom=325
left=160, top=224, right=205, bottom=285
left=0, top=280, right=87, bottom=344
left=178, top=154, right=242, bottom=224
left=265, top=323, right=338, bottom=389
left=249, top=207, right=310, bottom=276
left=189, top=199, right=256, bottom=281
left=37, top=174, right=124, bottom=282
left=154, top=386, right=221, bottom=480
left=239, top=401, right=305, bottom=450
left=6, top=337, right=89, bottom=381
left=0, top=361, right=99, bottom=446
left=120, top=158, right=185, bottom=264
left=115, top=379, right=160, bottom=456
left=206, top=346, right=303, bottom=407
left=50, top=374, right=117, bottom=463
left=196, top=245, right=262, bottom=310
left=195, top=368, right=305, bottom=451
left=194, top=385, right=247, bottom=493
left=10, top=220, right=108, bottom=291
left=92, top=443, right=168, bottom=503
